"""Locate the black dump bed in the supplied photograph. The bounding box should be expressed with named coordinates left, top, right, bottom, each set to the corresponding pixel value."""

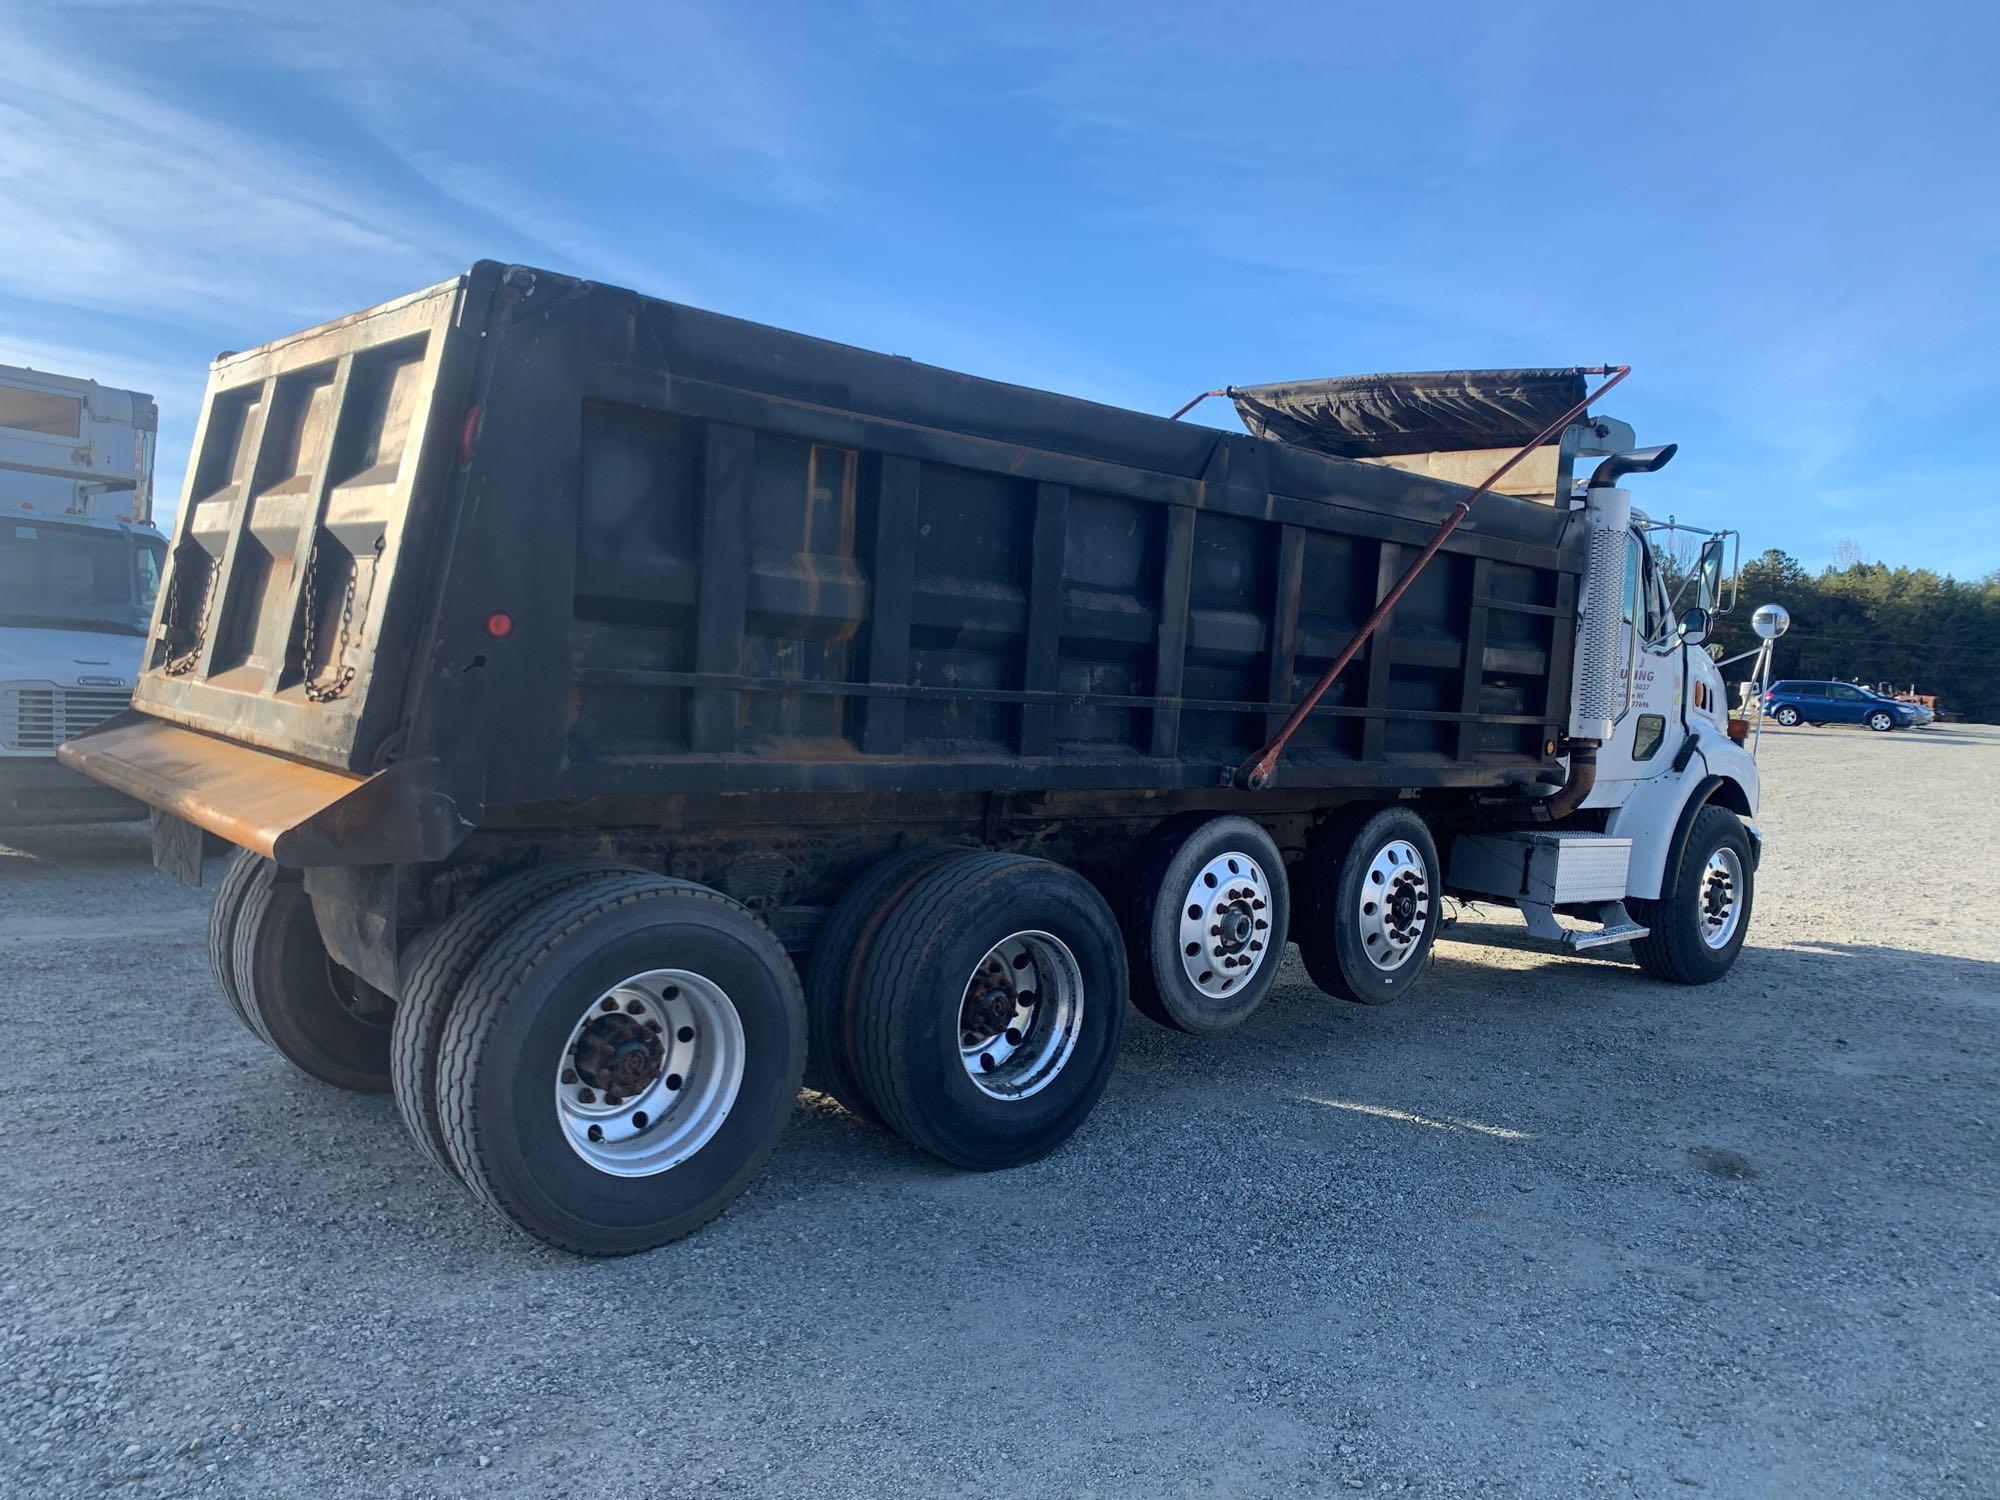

left=68, top=263, right=1583, bottom=864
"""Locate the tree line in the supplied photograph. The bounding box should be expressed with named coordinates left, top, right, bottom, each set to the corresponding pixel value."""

left=1704, top=550, right=2000, bottom=723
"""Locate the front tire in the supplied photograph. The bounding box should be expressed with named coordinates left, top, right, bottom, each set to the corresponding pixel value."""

left=1295, top=806, right=1441, bottom=1004
left=436, top=876, right=806, bottom=1255
left=849, top=853, right=1126, bottom=1169
left=1867, top=710, right=1895, bottom=732
left=1629, top=805, right=1754, bottom=985
left=231, top=865, right=392, bottom=1092
left=1124, top=815, right=1290, bottom=1035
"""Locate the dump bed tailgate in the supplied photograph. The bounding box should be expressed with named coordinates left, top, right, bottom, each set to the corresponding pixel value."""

left=129, top=269, right=494, bottom=772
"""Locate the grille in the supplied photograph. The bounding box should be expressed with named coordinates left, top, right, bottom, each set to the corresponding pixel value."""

left=0, top=686, right=132, bottom=751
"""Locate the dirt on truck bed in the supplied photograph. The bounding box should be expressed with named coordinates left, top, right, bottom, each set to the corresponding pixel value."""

left=3, top=726, right=1997, bottom=1498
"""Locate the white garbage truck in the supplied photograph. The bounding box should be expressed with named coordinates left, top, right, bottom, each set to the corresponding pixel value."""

left=63, top=265, right=1761, bottom=1253
left=0, top=364, right=168, bottom=824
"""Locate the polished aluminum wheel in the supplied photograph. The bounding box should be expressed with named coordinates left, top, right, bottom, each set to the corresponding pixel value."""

left=1358, top=839, right=1430, bottom=972
left=1177, top=851, right=1275, bottom=998
left=1698, top=846, right=1745, bottom=950
left=554, top=968, right=745, bottom=1177
left=957, top=930, right=1084, bottom=1101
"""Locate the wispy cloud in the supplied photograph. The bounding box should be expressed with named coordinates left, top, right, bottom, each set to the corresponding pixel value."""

left=0, top=16, right=456, bottom=333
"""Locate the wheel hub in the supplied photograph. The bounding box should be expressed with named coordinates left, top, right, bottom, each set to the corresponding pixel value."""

left=553, top=970, right=746, bottom=1178
left=1177, top=852, right=1274, bottom=998
left=573, top=1013, right=665, bottom=1099
left=1358, top=839, right=1430, bottom=972
left=1698, top=846, right=1744, bottom=949
left=957, top=931, right=1083, bottom=1100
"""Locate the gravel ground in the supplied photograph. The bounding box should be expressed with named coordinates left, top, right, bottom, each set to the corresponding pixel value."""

left=3, top=725, right=1996, bottom=1498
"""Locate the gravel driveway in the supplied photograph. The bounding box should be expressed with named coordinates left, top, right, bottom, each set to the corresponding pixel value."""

left=3, top=725, right=1996, bottom=1498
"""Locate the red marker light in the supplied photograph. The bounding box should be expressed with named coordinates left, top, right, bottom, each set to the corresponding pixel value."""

left=486, top=612, right=513, bottom=639
left=458, top=404, right=482, bottom=466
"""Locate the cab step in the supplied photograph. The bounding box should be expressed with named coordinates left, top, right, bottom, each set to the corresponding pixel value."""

left=1449, top=830, right=1649, bottom=953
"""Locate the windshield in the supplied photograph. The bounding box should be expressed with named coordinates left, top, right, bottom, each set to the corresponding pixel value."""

left=0, top=521, right=166, bottom=635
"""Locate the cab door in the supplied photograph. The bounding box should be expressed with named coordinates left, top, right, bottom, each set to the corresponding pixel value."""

left=1584, top=531, right=1684, bottom=807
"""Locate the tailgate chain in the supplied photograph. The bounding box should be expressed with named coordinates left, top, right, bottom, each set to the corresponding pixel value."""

left=161, top=551, right=221, bottom=677
left=300, top=532, right=386, bottom=704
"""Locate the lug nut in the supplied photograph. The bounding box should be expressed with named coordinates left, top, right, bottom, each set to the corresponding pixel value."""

left=561, top=1068, right=578, bottom=1084
left=578, top=1088, right=596, bottom=1104
left=626, top=998, right=645, bottom=1014
left=599, top=998, right=616, bottom=1013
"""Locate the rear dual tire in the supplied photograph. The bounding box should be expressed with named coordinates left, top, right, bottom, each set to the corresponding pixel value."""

left=228, top=861, right=393, bottom=1093
left=391, top=860, right=646, bottom=1184
left=435, top=876, right=807, bottom=1256
left=844, top=852, right=1127, bottom=1170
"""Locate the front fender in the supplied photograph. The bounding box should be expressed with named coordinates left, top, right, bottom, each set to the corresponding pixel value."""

left=1605, top=726, right=1758, bottom=900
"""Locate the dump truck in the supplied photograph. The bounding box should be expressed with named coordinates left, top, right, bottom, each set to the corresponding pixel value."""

left=0, top=363, right=166, bottom=824
left=63, top=264, right=1760, bottom=1255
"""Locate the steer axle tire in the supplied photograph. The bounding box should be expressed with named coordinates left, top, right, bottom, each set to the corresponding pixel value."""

left=231, top=864, right=393, bottom=1093
left=1629, top=805, right=1755, bottom=985
left=436, top=876, right=806, bottom=1256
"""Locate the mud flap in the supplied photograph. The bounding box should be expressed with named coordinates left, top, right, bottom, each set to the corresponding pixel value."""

left=149, top=808, right=205, bottom=887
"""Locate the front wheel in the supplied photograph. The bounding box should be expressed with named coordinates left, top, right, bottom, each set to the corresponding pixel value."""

left=1774, top=706, right=1801, bottom=727
left=1867, top=710, right=1895, bottom=732
left=1629, top=805, right=1755, bottom=985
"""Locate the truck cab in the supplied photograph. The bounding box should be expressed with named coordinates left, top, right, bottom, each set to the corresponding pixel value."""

left=0, top=365, right=167, bottom=823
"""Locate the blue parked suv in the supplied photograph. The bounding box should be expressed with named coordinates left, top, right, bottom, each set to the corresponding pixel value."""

left=1762, top=680, right=1928, bottom=731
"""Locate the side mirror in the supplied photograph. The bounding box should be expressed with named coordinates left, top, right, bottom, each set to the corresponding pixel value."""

left=1679, top=606, right=1711, bottom=645
left=1697, top=535, right=1734, bottom=612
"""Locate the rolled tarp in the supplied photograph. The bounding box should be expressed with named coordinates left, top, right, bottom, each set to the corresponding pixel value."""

left=1229, top=368, right=1589, bottom=460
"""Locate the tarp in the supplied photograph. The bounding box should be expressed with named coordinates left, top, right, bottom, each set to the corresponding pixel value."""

left=1229, top=368, right=1588, bottom=460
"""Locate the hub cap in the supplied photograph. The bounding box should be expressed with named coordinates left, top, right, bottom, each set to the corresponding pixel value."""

left=554, top=968, right=744, bottom=1177
left=1698, top=846, right=1745, bottom=950
left=1177, top=851, right=1275, bottom=998
left=1358, top=839, right=1430, bottom=972
left=957, top=930, right=1084, bottom=1101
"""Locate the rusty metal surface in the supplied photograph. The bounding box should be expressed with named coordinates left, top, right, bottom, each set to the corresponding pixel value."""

left=60, top=715, right=477, bottom=866
left=59, top=715, right=369, bottom=858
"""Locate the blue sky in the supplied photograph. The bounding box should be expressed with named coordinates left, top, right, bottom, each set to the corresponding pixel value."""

left=3, top=1, right=1995, bottom=575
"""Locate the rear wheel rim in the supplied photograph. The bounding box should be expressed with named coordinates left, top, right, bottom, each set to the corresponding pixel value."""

left=554, top=968, right=745, bottom=1177
left=957, top=930, right=1084, bottom=1100
left=1358, top=839, right=1429, bottom=972
left=1698, top=846, right=1745, bottom=950
left=1177, top=851, right=1275, bottom=998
